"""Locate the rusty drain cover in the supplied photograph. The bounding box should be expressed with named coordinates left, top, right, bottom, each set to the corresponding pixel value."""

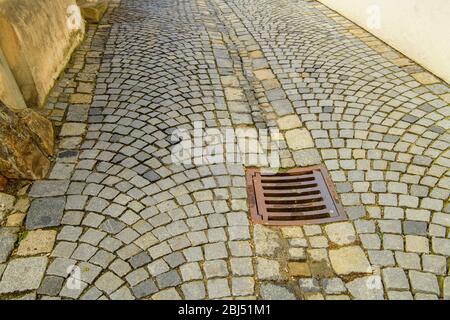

left=246, top=165, right=346, bottom=225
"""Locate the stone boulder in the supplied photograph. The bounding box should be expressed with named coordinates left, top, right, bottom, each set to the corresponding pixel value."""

left=77, top=0, right=108, bottom=23
left=0, top=101, right=54, bottom=180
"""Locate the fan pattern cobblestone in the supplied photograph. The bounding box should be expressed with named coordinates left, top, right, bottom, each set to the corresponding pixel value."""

left=0, top=0, right=449, bottom=300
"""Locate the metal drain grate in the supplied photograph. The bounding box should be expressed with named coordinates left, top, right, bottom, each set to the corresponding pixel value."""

left=246, top=165, right=346, bottom=225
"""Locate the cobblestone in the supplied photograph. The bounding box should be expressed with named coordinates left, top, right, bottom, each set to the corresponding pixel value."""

left=95, top=272, right=124, bottom=295
left=409, top=271, right=440, bottom=295
left=329, top=247, right=371, bottom=275
left=260, top=283, right=296, bottom=300
left=422, top=255, right=447, bottom=275
left=207, top=278, right=230, bottom=299
left=1, top=0, right=447, bottom=301
left=0, top=228, right=18, bottom=263
left=382, top=268, right=410, bottom=291
left=0, top=257, right=48, bottom=294
left=346, top=276, right=384, bottom=300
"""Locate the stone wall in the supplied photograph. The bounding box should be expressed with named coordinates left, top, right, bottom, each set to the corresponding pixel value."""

left=0, top=0, right=85, bottom=108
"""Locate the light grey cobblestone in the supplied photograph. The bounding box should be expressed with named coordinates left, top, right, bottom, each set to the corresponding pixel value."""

left=3, top=0, right=447, bottom=301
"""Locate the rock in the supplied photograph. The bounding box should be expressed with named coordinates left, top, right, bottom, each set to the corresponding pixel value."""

left=292, top=149, right=322, bottom=166
left=285, top=128, right=314, bottom=150
left=95, top=271, right=124, bottom=295
left=110, top=286, right=136, bottom=300
left=17, top=230, right=57, bottom=256
left=431, top=237, right=450, bottom=256
left=25, top=197, right=65, bottom=230
left=329, top=246, right=371, bottom=275
left=382, top=267, right=410, bottom=290
left=0, top=192, right=15, bottom=212
left=415, top=293, right=438, bottom=300
left=346, top=276, right=384, bottom=300
left=6, top=213, right=25, bottom=227
left=0, top=256, right=48, bottom=293
left=405, top=235, right=429, bottom=253
left=304, top=292, right=324, bottom=300
left=13, top=292, right=36, bottom=300
left=256, top=258, right=282, bottom=280
left=412, top=72, right=439, bottom=85
left=322, top=278, right=347, bottom=294
left=288, top=262, right=311, bottom=277
left=152, top=288, right=181, bottom=300
left=37, top=276, right=64, bottom=296
left=224, top=88, right=245, bottom=101
left=69, top=93, right=92, bottom=104
left=0, top=102, right=53, bottom=179
left=13, top=197, right=30, bottom=212
left=387, top=291, right=413, bottom=300
left=260, top=283, right=296, bottom=300
left=254, top=69, right=275, bottom=81
left=253, top=224, right=282, bottom=256
left=0, top=227, right=18, bottom=263
left=368, top=250, right=395, bottom=267
left=298, top=278, right=320, bottom=292
left=29, top=180, right=70, bottom=198
left=280, top=226, right=304, bottom=238
left=20, top=108, right=54, bottom=155
left=131, top=280, right=157, bottom=299
left=324, top=222, right=356, bottom=245
left=59, top=122, right=86, bottom=136
left=310, top=260, right=335, bottom=278
left=206, top=278, right=230, bottom=298
left=288, top=248, right=307, bottom=261
left=181, top=281, right=206, bottom=300
left=326, top=294, right=350, bottom=300
left=277, top=115, right=302, bottom=130
left=409, top=270, right=440, bottom=295
left=444, top=277, right=450, bottom=300
left=432, top=212, right=450, bottom=227
left=231, top=277, right=254, bottom=296
left=422, top=254, right=447, bottom=275
left=77, top=0, right=108, bottom=23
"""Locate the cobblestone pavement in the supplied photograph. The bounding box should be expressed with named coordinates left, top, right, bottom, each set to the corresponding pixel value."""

left=0, top=0, right=449, bottom=300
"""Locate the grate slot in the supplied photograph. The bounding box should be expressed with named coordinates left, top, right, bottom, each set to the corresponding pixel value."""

left=267, top=210, right=330, bottom=220
left=263, top=188, right=321, bottom=196
left=260, top=170, right=314, bottom=177
left=265, top=196, right=324, bottom=204
left=261, top=182, right=319, bottom=189
left=259, top=174, right=316, bottom=182
left=264, top=194, right=323, bottom=203
left=266, top=202, right=326, bottom=210
left=246, top=165, right=347, bottom=225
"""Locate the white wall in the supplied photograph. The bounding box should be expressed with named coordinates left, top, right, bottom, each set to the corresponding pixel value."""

left=317, top=0, right=450, bottom=84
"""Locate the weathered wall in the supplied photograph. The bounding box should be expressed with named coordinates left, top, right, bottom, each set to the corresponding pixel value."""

left=0, top=47, right=27, bottom=111
left=318, top=0, right=450, bottom=84
left=0, top=0, right=85, bottom=108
